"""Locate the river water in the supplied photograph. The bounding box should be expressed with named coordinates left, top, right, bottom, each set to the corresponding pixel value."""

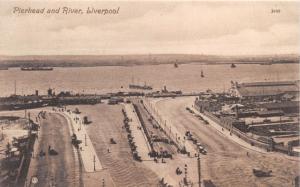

left=0, top=63, right=299, bottom=97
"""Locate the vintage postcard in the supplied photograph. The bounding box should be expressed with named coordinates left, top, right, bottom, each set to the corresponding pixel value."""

left=0, top=1, right=299, bottom=187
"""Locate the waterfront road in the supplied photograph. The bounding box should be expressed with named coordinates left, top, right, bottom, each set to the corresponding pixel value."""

left=26, top=112, right=80, bottom=187
left=155, top=97, right=299, bottom=187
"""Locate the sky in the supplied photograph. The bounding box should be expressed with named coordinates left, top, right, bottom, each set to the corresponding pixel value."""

left=0, top=1, right=299, bottom=56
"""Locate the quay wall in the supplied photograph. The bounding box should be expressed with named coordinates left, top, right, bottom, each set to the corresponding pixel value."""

left=0, top=96, right=102, bottom=111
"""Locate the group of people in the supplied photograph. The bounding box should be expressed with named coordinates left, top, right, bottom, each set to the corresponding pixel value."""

left=176, top=167, right=182, bottom=175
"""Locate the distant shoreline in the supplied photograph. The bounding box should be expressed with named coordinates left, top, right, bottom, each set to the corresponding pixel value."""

left=0, top=54, right=298, bottom=68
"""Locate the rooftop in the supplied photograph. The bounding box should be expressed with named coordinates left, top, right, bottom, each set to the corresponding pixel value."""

left=236, top=81, right=299, bottom=97
left=261, top=101, right=299, bottom=109
left=238, top=81, right=299, bottom=88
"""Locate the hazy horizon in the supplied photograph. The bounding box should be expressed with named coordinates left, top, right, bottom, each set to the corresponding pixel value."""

left=0, top=1, right=299, bottom=56
left=0, top=53, right=299, bottom=58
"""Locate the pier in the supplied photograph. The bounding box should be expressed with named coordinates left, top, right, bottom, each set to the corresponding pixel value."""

left=0, top=88, right=202, bottom=111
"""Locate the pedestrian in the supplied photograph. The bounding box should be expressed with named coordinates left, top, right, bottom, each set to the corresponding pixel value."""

left=107, top=148, right=110, bottom=153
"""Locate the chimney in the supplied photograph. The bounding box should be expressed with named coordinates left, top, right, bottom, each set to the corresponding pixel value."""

left=48, top=88, right=53, bottom=96
left=235, top=105, right=239, bottom=119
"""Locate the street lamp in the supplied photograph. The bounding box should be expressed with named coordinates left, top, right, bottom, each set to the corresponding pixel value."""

left=94, top=155, right=96, bottom=171
left=197, top=154, right=201, bottom=187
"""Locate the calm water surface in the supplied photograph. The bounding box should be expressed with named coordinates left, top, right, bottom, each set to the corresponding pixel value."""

left=0, top=63, right=299, bottom=97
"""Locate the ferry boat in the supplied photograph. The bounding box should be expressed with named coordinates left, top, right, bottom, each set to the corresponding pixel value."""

left=129, top=77, right=153, bottom=90
left=129, top=84, right=153, bottom=90
left=20, top=67, right=53, bottom=71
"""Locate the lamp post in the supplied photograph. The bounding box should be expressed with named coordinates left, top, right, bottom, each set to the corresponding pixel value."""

left=94, top=155, right=96, bottom=171
left=102, top=179, right=105, bottom=187
left=197, top=154, right=201, bottom=187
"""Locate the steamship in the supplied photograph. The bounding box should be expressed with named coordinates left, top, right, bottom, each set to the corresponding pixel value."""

left=20, top=67, right=53, bottom=71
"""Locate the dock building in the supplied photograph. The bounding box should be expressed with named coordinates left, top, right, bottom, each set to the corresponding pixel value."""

left=195, top=80, right=300, bottom=156
left=230, top=80, right=299, bottom=101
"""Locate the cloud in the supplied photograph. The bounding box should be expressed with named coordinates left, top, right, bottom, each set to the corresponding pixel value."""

left=0, top=1, right=298, bottom=55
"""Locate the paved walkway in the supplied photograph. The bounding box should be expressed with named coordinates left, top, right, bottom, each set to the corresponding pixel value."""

left=123, top=103, right=151, bottom=160
left=62, top=111, right=103, bottom=172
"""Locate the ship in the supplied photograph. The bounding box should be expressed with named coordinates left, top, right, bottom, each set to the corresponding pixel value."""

left=129, top=77, right=153, bottom=90
left=231, top=63, right=236, bottom=68
left=20, top=67, right=53, bottom=71
left=129, top=84, right=153, bottom=90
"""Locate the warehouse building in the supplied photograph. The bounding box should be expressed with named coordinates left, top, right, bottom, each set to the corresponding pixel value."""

left=230, top=80, right=299, bottom=101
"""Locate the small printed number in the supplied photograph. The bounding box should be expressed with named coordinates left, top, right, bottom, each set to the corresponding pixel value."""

left=271, top=9, right=280, bottom=13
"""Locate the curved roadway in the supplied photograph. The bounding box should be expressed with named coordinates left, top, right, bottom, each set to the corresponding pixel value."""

left=155, top=97, right=299, bottom=187
left=27, top=112, right=80, bottom=187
